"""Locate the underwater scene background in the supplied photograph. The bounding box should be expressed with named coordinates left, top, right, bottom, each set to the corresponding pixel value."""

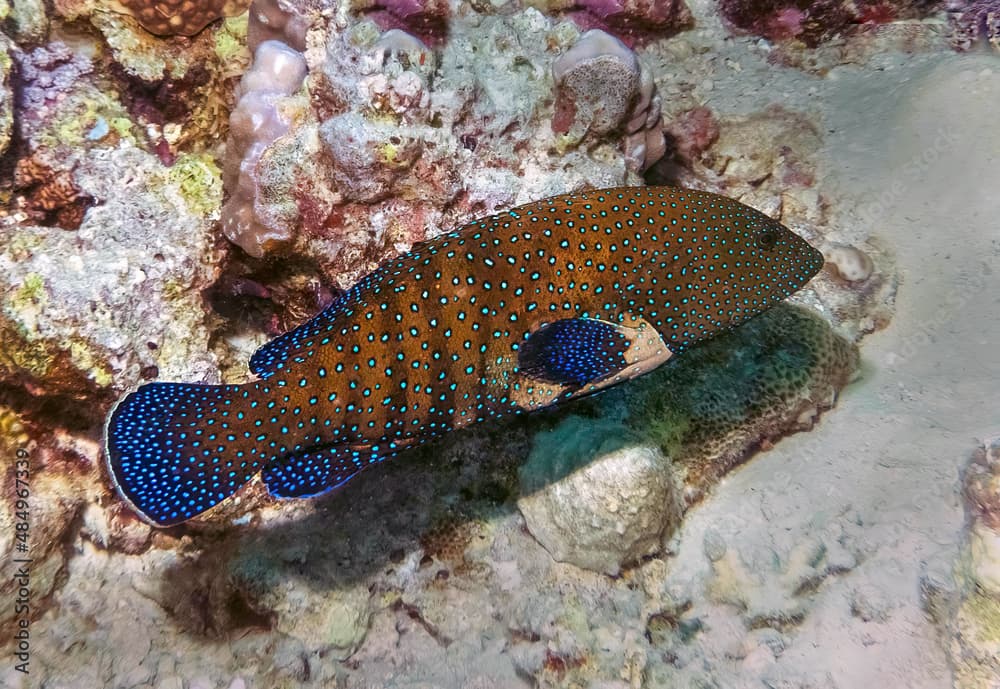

left=0, top=0, right=998, bottom=687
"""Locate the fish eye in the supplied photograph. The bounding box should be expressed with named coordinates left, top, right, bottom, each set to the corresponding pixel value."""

left=758, top=229, right=779, bottom=250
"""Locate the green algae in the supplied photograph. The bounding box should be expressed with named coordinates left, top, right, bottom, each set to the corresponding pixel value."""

left=165, top=153, right=223, bottom=217
left=39, top=87, right=136, bottom=150
left=215, top=15, right=249, bottom=64
left=13, top=272, right=46, bottom=308
left=0, top=321, right=53, bottom=380
left=64, top=337, right=113, bottom=387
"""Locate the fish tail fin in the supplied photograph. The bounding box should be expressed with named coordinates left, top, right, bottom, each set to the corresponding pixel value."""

left=105, top=382, right=269, bottom=527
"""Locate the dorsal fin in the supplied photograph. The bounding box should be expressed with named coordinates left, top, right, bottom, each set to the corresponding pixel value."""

left=248, top=286, right=357, bottom=378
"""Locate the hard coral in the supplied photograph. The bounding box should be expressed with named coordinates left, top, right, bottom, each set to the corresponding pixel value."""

left=221, top=39, right=309, bottom=257
left=552, top=29, right=666, bottom=171
left=604, top=304, right=857, bottom=501
left=13, top=157, right=93, bottom=229
left=102, top=0, right=252, bottom=36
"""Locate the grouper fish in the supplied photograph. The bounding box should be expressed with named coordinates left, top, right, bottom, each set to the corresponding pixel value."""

left=106, top=186, right=824, bottom=526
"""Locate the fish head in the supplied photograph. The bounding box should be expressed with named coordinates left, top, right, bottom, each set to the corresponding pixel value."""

left=648, top=203, right=824, bottom=351
left=715, top=209, right=824, bottom=328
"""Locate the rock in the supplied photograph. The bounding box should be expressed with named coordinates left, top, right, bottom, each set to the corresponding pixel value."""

left=0, top=408, right=102, bottom=636
left=518, top=416, right=684, bottom=575
left=969, top=522, right=1000, bottom=597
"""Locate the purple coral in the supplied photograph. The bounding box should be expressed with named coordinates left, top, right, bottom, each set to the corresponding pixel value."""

left=569, top=0, right=693, bottom=43
left=16, top=42, right=93, bottom=124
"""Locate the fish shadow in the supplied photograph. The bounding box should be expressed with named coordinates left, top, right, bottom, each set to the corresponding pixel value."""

left=155, top=304, right=855, bottom=639
left=155, top=400, right=569, bottom=639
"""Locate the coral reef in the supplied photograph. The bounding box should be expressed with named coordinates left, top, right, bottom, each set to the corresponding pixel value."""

left=0, top=0, right=941, bottom=685
left=233, top=13, right=640, bottom=275
left=518, top=420, right=683, bottom=575
left=0, top=145, right=222, bottom=402
left=220, top=39, right=309, bottom=256
left=552, top=29, right=667, bottom=171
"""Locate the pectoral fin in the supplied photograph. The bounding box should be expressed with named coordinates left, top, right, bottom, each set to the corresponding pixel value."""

left=512, top=315, right=673, bottom=409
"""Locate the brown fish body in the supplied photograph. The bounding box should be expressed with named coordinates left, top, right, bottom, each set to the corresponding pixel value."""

left=106, top=186, right=824, bottom=525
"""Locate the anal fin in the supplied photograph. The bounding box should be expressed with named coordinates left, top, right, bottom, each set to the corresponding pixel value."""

left=262, top=438, right=418, bottom=499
